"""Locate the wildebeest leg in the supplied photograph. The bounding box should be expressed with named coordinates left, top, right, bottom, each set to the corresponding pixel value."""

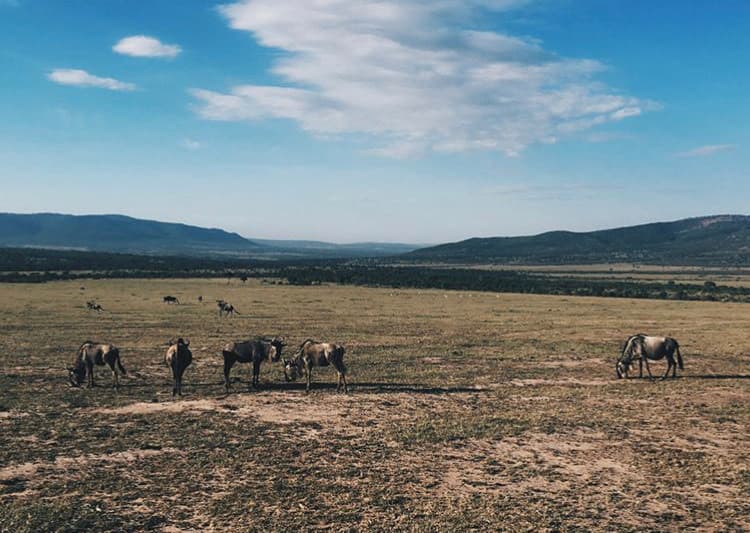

left=643, top=357, right=654, bottom=380
left=336, top=371, right=342, bottom=392
left=109, top=361, right=119, bottom=390
left=306, top=364, right=312, bottom=393
left=638, top=359, right=643, bottom=378
left=252, top=359, right=261, bottom=389
left=86, top=361, right=95, bottom=388
left=662, top=356, right=674, bottom=380
left=176, top=368, right=183, bottom=396
left=223, top=352, right=236, bottom=391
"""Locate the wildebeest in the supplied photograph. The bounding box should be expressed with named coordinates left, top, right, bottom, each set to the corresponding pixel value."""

left=616, top=334, right=684, bottom=380
left=283, top=339, right=348, bottom=393
left=165, top=338, right=192, bottom=396
left=197, top=295, right=203, bottom=303
left=68, top=341, right=126, bottom=389
left=222, top=337, right=285, bottom=391
left=85, top=301, right=103, bottom=312
left=217, top=301, right=239, bottom=317
left=163, top=295, right=180, bottom=305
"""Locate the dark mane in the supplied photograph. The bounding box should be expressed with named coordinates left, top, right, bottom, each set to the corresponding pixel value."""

left=296, top=338, right=318, bottom=355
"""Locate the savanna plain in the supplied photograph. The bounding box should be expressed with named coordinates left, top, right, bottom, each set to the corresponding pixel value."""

left=1, top=279, right=749, bottom=531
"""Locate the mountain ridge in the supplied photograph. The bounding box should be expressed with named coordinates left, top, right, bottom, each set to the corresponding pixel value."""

left=404, top=214, right=750, bottom=265
left=0, top=213, right=421, bottom=258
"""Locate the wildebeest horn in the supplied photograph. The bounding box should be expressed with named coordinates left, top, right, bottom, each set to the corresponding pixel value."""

left=184, top=339, right=190, bottom=346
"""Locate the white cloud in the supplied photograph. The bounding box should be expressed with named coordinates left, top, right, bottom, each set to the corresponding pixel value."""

left=47, top=69, right=136, bottom=91
left=676, top=144, right=736, bottom=158
left=181, top=138, right=202, bottom=150
left=113, top=35, right=181, bottom=58
left=190, top=0, right=652, bottom=157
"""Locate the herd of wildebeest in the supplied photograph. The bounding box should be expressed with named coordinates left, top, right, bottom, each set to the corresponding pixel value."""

left=70, top=293, right=683, bottom=396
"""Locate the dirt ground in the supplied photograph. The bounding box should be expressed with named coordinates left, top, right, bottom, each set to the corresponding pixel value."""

left=1, top=279, right=749, bottom=531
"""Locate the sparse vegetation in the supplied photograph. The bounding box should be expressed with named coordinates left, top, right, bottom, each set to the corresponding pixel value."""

left=1, top=279, right=749, bottom=530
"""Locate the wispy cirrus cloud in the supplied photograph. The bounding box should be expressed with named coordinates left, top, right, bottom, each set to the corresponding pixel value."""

left=484, top=182, right=624, bottom=201
left=675, top=144, right=736, bottom=158
left=47, top=69, right=135, bottom=91
left=190, top=0, right=654, bottom=158
left=181, top=138, right=202, bottom=150
left=113, top=35, right=182, bottom=58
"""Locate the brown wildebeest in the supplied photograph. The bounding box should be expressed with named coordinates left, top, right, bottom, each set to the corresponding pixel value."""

left=86, top=301, right=103, bottom=312
left=283, top=339, right=348, bottom=393
left=165, top=338, right=192, bottom=396
left=222, top=337, right=285, bottom=391
left=163, top=295, right=180, bottom=304
left=616, top=334, right=684, bottom=380
left=217, top=301, right=239, bottom=317
left=68, top=341, right=126, bottom=389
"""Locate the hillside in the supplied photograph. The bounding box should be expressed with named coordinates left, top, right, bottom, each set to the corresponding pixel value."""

left=0, top=213, right=260, bottom=256
left=0, top=213, right=420, bottom=258
left=404, top=215, right=750, bottom=265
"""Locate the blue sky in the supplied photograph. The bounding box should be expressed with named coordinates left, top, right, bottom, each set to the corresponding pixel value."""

left=1, top=0, right=748, bottom=243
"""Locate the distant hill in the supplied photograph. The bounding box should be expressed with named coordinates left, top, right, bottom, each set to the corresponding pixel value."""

left=0, top=213, right=421, bottom=258
left=404, top=215, right=750, bottom=265
left=0, top=213, right=260, bottom=256
left=252, top=238, right=420, bottom=257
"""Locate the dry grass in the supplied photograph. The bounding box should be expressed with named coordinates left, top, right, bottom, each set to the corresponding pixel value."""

left=1, top=279, right=749, bottom=532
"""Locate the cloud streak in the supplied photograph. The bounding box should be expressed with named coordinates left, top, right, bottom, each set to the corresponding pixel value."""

left=47, top=69, right=136, bottom=91
left=191, top=0, right=653, bottom=157
left=113, top=35, right=182, bottom=58
left=675, top=144, right=736, bottom=158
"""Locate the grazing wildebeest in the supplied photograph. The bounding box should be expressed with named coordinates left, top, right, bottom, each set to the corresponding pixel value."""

left=222, top=337, right=285, bottom=391
left=163, top=295, right=180, bottom=305
left=85, top=301, right=103, bottom=312
left=197, top=295, right=203, bottom=303
left=217, top=301, right=239, bottom=317
left=165, top=338, right=192, bottom=396
left=283, top=339, right=348, bottom=393
left=616, top=334, right=684, bottom=380
left=68, top=341, right=126, bottom=389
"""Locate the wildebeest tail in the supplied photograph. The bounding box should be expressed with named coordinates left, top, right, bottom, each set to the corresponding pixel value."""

left=676, top=344, right=684, bottom=370
left=114, top=349, right=127, bottom=375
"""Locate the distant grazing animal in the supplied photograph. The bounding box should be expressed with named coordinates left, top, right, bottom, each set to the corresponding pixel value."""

left=197, top=296, right=203, bottom=303
left=283, top=339, right=348, bottom=393
left=616, top=334, right=684, bottom=380
left=217, top=301, right=239, bottom=317
left=163, top=295, right=180, bottom=305
left=222, top=337, right=285, bottom=390
left=68, top=341, right=126, bottom=389
left=165, top=338, right=192, bottom=396
left=85, top=301, right=103, bottom=312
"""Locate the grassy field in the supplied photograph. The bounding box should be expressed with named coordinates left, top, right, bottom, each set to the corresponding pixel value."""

left=1, top=279, right=749, bottom=532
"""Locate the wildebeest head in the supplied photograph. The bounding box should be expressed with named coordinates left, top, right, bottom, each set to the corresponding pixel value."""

left=615, top=359, right=632, bottom=379
left=269, top=337, right=285, bottom=362
left=283, top=358, right=302, bottom=382
left=616, top=335, right=641, bottom=379
left=68, top=363, right=85, bottom=387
